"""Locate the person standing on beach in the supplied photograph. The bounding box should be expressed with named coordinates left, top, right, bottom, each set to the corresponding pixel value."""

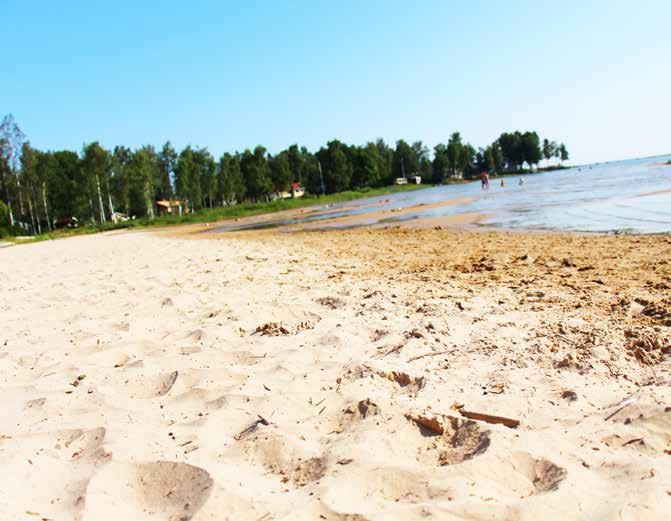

left=481, top=171, right=490, bottom=190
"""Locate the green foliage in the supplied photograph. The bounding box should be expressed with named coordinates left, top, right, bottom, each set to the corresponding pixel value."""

left=217, top=152, right=244, bottom=204
left=269, top=152, right=292, bottom=193
left=521, top=131, right=542, bottom=167
left=392, top=140, right=419, bottom=180
left=432, top=144, right=449, bottom=183
left=0, top=200, right=18, bottom=238
left=158, top=142, right=177, bottom=200
left=350, top=143, right=381, bottom=188
left=128, top=146, right=159, bottom=217
left=542, top=139, right=558, bottom=164
left=316, top=140, right=352, bottom=194
left=497, top=131, right=543, bottom=170
left=0, top=200, right=10, bottom=228
left=240, top=146, right=272, bottom=201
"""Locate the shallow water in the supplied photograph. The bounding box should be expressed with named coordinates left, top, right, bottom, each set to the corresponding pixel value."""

left=210, top=155, right=671, bottom=234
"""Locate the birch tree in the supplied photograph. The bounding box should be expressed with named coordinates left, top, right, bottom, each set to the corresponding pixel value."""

left=81, top=142, right=111, bottom=224
left=0, top=114, right=26, bottom=225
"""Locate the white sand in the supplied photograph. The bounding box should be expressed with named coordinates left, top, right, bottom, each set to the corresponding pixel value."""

left=0, top=229, right=670, bottom=520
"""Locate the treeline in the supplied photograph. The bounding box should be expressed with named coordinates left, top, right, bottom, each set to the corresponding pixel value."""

left=0, top=113, right=569, bottom=234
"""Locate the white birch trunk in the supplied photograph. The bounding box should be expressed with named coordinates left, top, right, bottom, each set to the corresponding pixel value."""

left=14, top=171, right=25, bottom=217
left=106, top=177, right=115, bottom=222
left=145, top=183, right=154, bottom=220
left=95, top=174, right=106, bottom=223
left=42, top=182, right=51, bottom=232
left=33, top=194, right=41, bottom=234
left=27, top=194, right=36, bottom=234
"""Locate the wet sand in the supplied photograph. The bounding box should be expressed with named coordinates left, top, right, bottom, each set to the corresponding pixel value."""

left=1, top=227, right=670, bottom=520
left=213, top=195, right=477, bottom=233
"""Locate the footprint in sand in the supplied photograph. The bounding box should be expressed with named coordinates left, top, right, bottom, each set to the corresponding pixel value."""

left=104, top=369, right=179, bottom=399
left=84, top=461, right=213, bottom=520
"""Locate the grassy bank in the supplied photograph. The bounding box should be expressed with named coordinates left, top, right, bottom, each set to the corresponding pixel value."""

left=4, top=183, right=428, bottom=243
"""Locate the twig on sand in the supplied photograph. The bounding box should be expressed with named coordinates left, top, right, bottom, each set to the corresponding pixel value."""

left=604, top=395, right=638, bottom=421
left=234, top=415, right=270, bottom=440
left=455, top=406, right=520, bottom=428
left=383, top=342, right=406, bottom=356
left=551, top=333, right=579, bottom=346
left=407, top=350, right=451, bottom=362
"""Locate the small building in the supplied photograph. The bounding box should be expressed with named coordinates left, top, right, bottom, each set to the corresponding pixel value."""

left=275, top=182, right=305, bottom=200
left=156, top=199, right=187, bottom=217
left=411, top=176, right=421, bottom=184
left=395, top=177, right=408, bottom=185
left=291, top=182, right=305, bottom=198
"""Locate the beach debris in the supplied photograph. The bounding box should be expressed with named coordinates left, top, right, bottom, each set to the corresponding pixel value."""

left=406, top=412, right=491, bottom=464
left=70, top=374, right=87, bottom=387
left=406, top=329, right=425, bottom=339
left=363, top=290, right=381, bottom=299
left=254, top=322, right=290, bottom=336
left=377, top=369, right=425, bottom=392
left=561, top=390, right=578, bottom=402
left=316, top=296, right=346, bottom=309
left=532, top=459, right=567, bottom=492
left=383, top=341, right=407, bottom=356
left=604, top=394, right=638, bottom=421
left=161, top=297, right=173, bottom=307
left=407, top=413, right=444, bottom=435
left=452, top=404, right=520, bottom=429
left=341, top=399, right=380, bottom=424
left=234, top=415, right=270, bottom=440
left=407, top=349, right=451, bottom=362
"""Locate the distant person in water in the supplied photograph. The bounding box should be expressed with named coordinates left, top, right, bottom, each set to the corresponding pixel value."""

left=480, top=171, right=490, bottom=190
left=519, top=177, right=524, bottom=186
left=500, top=178, right=504, bottom=187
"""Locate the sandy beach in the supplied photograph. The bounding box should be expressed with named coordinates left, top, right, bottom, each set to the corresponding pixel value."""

left=1, top=226, right=670, bottom=520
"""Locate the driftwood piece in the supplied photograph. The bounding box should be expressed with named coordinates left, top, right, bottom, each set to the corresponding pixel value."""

left=456, top=407, right=520, bottom=429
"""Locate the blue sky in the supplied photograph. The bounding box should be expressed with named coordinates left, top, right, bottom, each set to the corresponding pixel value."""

left=2, top=0, right=669, bottom=164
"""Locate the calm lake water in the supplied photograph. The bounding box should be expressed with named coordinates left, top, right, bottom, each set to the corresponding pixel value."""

left=213, top=155, right=671, bottom=234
